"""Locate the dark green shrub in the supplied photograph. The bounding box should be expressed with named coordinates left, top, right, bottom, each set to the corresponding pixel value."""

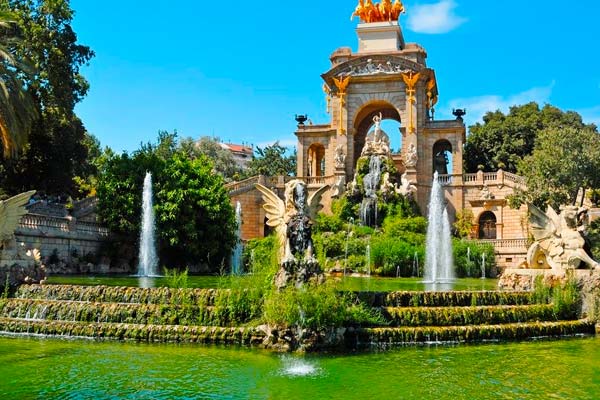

left=243, top=236, right=278, bottom=280
left=453, top=241, right=496, bottom=278
left=371, top=237, right=424, bottom=277
left=382, top=216, right=427, bottom=236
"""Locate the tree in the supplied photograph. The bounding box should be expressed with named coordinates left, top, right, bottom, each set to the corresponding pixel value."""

left=464, top=103, right=596, bottom=173
left=155, top=153, right=236, bottom=268
left=245, top=141, right=296, bottom=177
left=97, top=133, right=236, bottom=271
left=179, top=136, right=241, bottom=182
left=0, top=0, right=94, bottom=197
left=509, top=127, right=600, bottom=209
left=453, top=209, right=475, bottom=239
left=0, top=8, right=36, bottom=157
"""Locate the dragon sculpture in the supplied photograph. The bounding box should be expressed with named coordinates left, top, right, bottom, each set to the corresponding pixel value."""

left=255, top=180, right=329, bottom=289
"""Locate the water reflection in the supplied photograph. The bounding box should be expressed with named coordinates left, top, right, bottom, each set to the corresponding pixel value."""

left=137, top=277, right=155, bottom=289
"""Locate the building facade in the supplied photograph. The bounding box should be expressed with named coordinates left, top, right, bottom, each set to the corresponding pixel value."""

left=229, top=16, right=530, bottom=270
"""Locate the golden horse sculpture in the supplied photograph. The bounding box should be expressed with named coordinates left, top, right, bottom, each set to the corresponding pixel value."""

left=351, top=0, right=405, bottom=23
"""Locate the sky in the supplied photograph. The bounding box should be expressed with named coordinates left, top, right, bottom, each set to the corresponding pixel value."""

left=71, top=0, right=600, bottom=153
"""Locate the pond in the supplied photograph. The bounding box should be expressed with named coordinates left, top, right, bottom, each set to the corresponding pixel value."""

left=0, top=335, right=597, bottom=399
left=45, top=275, right=499, bottom=291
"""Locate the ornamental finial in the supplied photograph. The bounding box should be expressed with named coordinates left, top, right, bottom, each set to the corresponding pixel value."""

left=350, top=0, right=405, bottom=24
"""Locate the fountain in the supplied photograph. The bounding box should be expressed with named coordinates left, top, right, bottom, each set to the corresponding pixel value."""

left=137, top=172, right=159, bottom=277
left=230, top=201, right=243, bottom=275
left=359, top=156, right=382, bottom=227
left=365, top=243, right=371, bottom=277
left=344, top=217, right=354, bottom=276
left=480, top=252, right=486, bottom=279
left=412, top=251, right=420, bottom=277
left=424, top=172, right=455, bottom=284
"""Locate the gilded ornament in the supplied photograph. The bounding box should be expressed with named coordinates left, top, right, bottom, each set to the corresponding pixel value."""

left=351, top=0, right=405, bottom=23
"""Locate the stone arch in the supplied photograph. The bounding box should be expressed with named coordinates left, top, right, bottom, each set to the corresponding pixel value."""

left=478, top=211, right=497, bottom=239
left=352, top=100, right=401, bottom=166
left=433, top=139, right=452, bottom=175
left=307, top=143, right=326, bottom=176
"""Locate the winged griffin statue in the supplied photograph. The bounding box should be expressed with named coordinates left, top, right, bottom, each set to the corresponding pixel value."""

left=527, top=203, right=599, bottom=272
left=255, top=180, right=329, bottom=289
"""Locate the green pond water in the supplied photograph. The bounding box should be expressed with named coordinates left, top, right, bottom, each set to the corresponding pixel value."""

left=46, top=275, right=499, bottom=291
left=0, top=335, right=598, bottom=399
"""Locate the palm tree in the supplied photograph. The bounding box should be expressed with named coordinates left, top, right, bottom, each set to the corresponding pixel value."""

left=0, top=9, right=36, bottom=158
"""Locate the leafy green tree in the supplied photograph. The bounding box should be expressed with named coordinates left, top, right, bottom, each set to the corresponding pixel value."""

left=155, top=153, right=236, bottom=267
left=509, top=127, right=600, bottom=209
left=97, top=133, right=236, bottom=271
left=464, top=103, right=595, bottom=173
left=179, top=136, right=241, bottom=182
left=0, top=0, right=94, bottom=197
left=0, top=7, right=36, bottom=157
left=245, top=141, right=296, bottom=177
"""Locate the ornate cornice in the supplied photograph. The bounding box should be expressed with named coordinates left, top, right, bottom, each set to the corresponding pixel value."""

left=322, top=55, right=426, bottom=89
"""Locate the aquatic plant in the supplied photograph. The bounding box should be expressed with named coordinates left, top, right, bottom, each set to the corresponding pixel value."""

left=163, top=267, right=189, bottom=289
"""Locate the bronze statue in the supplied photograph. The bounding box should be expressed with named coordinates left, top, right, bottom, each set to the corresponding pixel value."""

left=351, top=0, right=405, bottom=23
left=390, top=0, right=405, bottom=21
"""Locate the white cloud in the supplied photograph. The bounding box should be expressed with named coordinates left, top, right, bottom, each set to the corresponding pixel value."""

left=445, top=82, right=555, bottom=127
left=407, top=0, right=467, bottom=34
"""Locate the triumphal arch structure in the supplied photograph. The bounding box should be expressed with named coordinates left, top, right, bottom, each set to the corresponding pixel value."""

left=296, top=7, right=465, bottom=213
left=229, top=2, right=532, bottom=270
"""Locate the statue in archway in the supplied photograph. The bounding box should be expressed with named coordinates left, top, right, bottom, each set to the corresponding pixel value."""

left=361, top=113, right=391, bottom=157
left=527, top=204, right=599, bottom=272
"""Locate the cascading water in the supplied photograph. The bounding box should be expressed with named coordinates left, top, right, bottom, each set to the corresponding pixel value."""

left=137, top=172, right=159, bottom=277
left=230, top=201, right=243, bottom=275
left=424, top=172, right=455, bottom=284
left=359, top=156, right=383, bottom=227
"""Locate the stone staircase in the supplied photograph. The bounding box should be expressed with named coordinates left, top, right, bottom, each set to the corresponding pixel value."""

left=0, top=285, right=594, bottom=349
left=348, top=291, right=595, bottom=347
left=0, top=285, right=266, bottom=345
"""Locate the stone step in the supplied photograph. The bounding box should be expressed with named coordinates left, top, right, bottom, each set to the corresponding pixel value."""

left=0, top=298, right=231, bottom=326
left=0, top=317, right=267, bottom=345
left=353, top=290, right=537, bottom=307
left=381, top=304, right=560, bottom=327
left=15, top=285, right=228, bottom=306
left=351, top=320, right=595, bottom=348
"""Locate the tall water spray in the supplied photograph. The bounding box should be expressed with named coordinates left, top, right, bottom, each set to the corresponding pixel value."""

left=137, top=172, right=159, bottom=277
left=424, top=172, right=455, bottom=283
left=230, top=201, right=243, bottom=275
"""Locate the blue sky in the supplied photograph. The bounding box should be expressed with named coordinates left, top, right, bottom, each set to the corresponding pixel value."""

left=71, top=0, right=600, bottom=153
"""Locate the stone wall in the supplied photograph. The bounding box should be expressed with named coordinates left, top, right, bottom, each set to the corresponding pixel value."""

left=15, top=213, right=109, bottom=267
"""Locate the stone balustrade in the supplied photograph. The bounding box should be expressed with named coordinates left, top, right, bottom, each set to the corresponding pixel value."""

left=437, top=169, right=525, bottom=188
left=226, top=175, right=336, bottom=195
left=478, top=238, right=528, bottom=250
left=15, top=213, right=110, bottom=266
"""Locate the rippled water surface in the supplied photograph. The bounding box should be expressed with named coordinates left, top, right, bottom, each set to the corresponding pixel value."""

left=0, top=335, right=598, bottom=399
